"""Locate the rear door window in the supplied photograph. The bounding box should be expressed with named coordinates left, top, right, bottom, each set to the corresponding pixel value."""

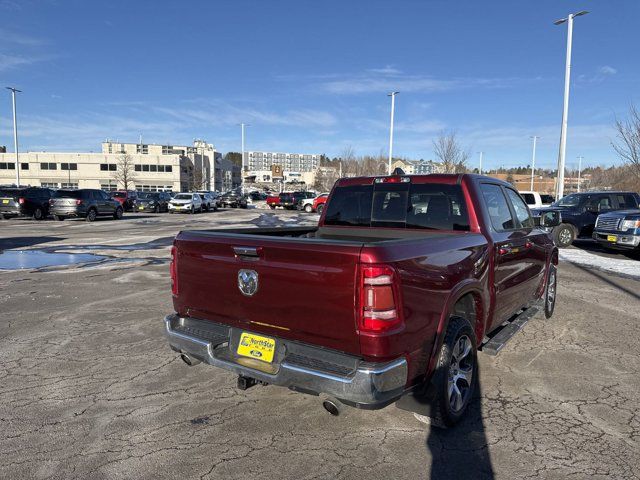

left=521, top=193, right=536, bottom=205
left=480, top=184, right=516, bottom=231
left=617, top=194, right=639, bottom=209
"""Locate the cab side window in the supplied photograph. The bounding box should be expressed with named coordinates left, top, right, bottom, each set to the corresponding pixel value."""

left=505, top=188, right=534, bottom=228
left=480, top=184, right=515, bottom=231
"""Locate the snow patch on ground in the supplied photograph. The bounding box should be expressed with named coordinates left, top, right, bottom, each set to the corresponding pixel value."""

left=559, top=249, right=640, bottom=279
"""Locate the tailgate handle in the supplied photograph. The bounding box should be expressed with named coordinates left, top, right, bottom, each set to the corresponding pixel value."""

left=233, top=246, right=262, bottom=258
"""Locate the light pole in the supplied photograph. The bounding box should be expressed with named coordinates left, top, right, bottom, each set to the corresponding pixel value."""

left=577, top=155, right=583, bottom=192
left=477, top=151, right=483, bottom=175
left=554, top=10, right=589, bottom=200
left=239, top=123, right=250, bottom=191
left=6, top=87, right=22, bottom=186
left=530, top=135, right=539, bottom=191
left=387, top=91, right=399, bottom=174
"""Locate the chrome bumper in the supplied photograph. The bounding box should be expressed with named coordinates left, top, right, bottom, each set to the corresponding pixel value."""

left=164, top=314, right=407, bottom=408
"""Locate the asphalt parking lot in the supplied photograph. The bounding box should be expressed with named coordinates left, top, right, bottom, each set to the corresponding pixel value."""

left=1, top=209, right=639, bottom=480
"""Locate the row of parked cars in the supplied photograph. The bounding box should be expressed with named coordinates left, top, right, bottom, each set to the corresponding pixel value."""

left=0, top=186, right=252, bottom=222
left=266, top=191, right=329, bottom=213
left=529, top=190, right=640, bottom=255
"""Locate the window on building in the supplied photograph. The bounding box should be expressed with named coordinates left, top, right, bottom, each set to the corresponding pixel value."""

left=165, top=165, right=172, bottom=173
left=142, top=165, right=149, bottom=172
left=61, top=163, right=78, bottom=171
left=150, top=165, right=157, bottom=172
left=136, top=144, right=149, bottom=154
left=100, top=164, right=116, bottom=171
left=40, top=162, right=57, bottom=170
left=61, top=182, right=79, bottom=189
left=135, top=165, right=142, bottom=171
left=100, top=183, right=118, bottom=191
left=40, top=182, right=59, bottom=188
left=21, top=163, right=29, bottom=170
left=0, top=162, right=15, bottom=169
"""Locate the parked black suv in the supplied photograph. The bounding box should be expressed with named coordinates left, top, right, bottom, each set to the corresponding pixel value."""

left=0, top=186, right=54, bottom=220
left=49, top=189, right=124, bottom=222
left=532, top=191, right=640, bottom=247
left=219, top=191, right=248, bottom=208
left=133, top=191, right=171, bottom=213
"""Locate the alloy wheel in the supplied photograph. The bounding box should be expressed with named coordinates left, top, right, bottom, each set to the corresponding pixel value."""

left=448, top=334, right=474, bottom=413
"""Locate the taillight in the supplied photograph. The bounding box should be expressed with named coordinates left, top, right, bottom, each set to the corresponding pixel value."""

left=75, top=199, right=83, bottom=205
left=18, top=197, right=25, bottom=204
left=359, top=264, right=403, bottom=333
left=170, top=246, right=178, bottom=295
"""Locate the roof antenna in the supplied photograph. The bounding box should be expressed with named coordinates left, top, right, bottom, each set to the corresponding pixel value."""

left=392, top=167, right=405, bottom=175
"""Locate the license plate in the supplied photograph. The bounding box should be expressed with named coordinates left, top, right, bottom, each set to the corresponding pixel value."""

left=2, top=199, right=8, bottom=204
left=607, top=235, right=617, bottom=242
left=237, top=332, right=276, bottom=363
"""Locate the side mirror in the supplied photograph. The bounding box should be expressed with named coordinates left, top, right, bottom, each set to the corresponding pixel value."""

left=540, top=211, right=561, bottom=228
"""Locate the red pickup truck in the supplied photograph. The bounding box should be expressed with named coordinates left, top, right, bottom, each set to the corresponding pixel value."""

left=165, top=174, right=560, bottom=426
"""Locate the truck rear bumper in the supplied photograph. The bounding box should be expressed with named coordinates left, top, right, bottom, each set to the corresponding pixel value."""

left=164, top=314, right=407, bottom=409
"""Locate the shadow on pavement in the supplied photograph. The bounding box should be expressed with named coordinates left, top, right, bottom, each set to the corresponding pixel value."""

left=425, top=363, right=494, bottom=480
left=0, top=236, right=65, bottom=251
left=565, top=260, right=640, bottom=301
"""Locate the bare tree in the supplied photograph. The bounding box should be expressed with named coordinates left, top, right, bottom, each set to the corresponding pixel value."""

left=612, top=105, right=640, bottom=180
left=190, top=165, right=206, bottom=191
left=432, top=131, right=469, bottom=173
left=113, top=154, right=137, bottom=191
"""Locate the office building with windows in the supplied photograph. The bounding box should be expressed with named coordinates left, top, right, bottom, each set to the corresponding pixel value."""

left=246, top=151, right=320, bottom=173
left=0, top=140, right=238, bottom=192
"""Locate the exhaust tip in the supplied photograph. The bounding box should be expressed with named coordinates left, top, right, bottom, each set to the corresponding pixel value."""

left=180, top=353, right=201, bottom=366
left=322, top=399, right=341, bottom=416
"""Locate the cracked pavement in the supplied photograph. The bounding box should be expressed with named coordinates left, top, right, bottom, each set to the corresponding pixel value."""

left=1, top=209, right=639, bottom=479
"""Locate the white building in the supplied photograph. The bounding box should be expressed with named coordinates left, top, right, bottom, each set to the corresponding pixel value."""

left=246, top=151, right=320, bottom=173
left=0, top=140, right=238, bottom=192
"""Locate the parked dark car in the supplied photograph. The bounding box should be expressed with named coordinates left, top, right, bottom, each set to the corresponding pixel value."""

left=134, top=192, right=171, bottom=213
left=220, top=192, right=248, bottom=208
left=593, top=209, right=640, bottom=252
left=49, top=189, right=123, bottom=221
left=111, top=190, right=138, bottom=211
left=532, top=191, right=640, bottom=247
left=0, top=187, right=53, bottom=220
left=279, top=191, right=312, bottom=210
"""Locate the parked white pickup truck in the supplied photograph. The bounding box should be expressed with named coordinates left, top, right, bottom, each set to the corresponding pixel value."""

left=519, top=191, right=555, bottom=209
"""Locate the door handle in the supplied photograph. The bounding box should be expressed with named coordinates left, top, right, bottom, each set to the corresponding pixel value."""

left=233, top=246, right=263, bottom=259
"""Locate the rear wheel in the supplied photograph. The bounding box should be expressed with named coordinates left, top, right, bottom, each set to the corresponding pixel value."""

left=304, top=204, right=313, bottom=213
left=554, top=224, right=575, bottom=248
left=316, top=204, right=325, bottom=215
left=190, top=206, right=194, bottom=214
left=86, top=208, right=97, bottom=222
left=154, top=205, right=159, bottom=213
left=429, top=316, right=477, bottom=428
left=33, top=207, right=43, bottom=220
left=114, top=207, right=123, bottom=220
left=544, top=265, right=557, bottom=318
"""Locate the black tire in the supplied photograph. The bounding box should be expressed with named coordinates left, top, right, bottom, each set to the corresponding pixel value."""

left=0, top=213, right=7, bottom=220
left=544, top=264, right=557, bottom=319
left=316, top=204, right=325, bottom=215
left=429, top=316, right=477, bottom=428
left=114, top=207, right=123, bottom=220
left=33, top=207, right=44, bottom=220
left=554, top=223, right=575, bottom=248
left=190, top=206, right=194, bottom=214
left=54, top=215, right=65, bottom=221
left=154, top=205, right=159, bottom=213
left=269, top=205, right=276, bottom=209
left=86, top=208, right=97, bottom=222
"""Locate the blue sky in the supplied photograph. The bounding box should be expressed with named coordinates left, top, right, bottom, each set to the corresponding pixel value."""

left=1, top=0, right=639, bottom=170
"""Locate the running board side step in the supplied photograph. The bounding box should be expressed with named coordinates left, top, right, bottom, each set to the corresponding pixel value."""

left=480, top=305, right=541, bottom=356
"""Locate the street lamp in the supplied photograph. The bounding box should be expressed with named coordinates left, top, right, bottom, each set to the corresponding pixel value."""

left=577, top=155, right=583, bottom=192
left=387, top=91, right=399, bottom=174
left=6, top=87, right=22, bottom=186
left=554, top=10, right=589, bottom=200
left=530, top=136, right=539, bottom=191
left=238, top=123, right=250, bottom=191
left=477, top=151, right=483, bottom=175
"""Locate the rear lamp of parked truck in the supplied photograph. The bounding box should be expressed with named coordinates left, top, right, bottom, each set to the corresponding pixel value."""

left=18, top=197, right=25, bottom=204
left=75, top=199, right=83, bottom=206
left=170, top=246, right=178, bottom=295
left=359, top=265, right=402, bottom=333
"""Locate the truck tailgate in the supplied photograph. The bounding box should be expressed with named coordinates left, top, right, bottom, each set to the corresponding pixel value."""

left=173, top=231, right=364, bottom=355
